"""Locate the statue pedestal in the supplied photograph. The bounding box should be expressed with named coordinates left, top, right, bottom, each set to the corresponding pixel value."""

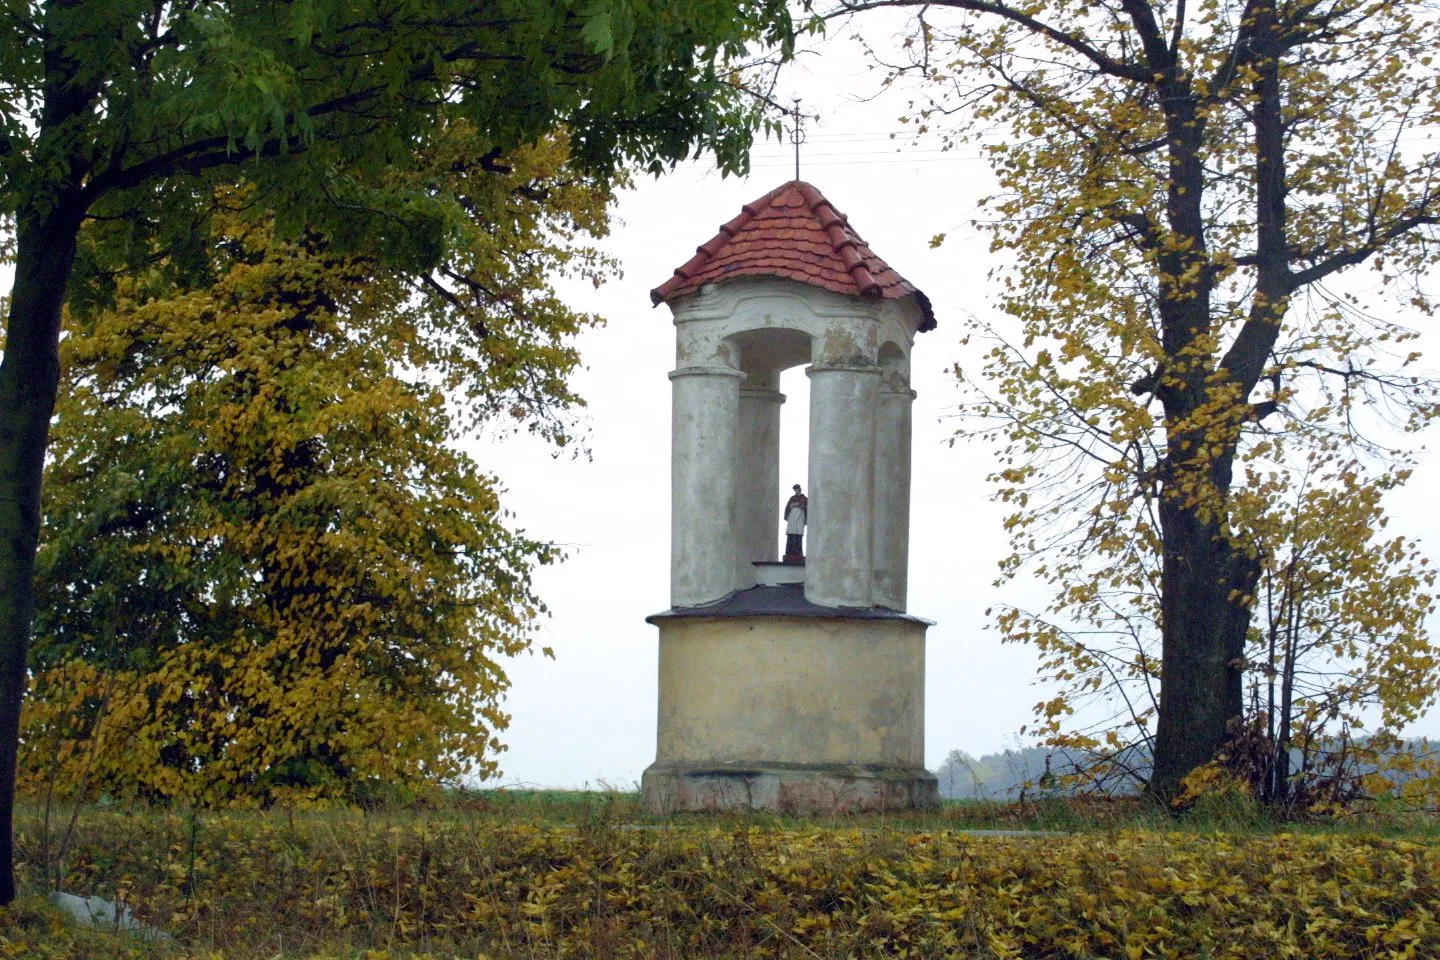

left=751, top=561, right=804, bottom=587
left=641, top=585, right=937, bottom=814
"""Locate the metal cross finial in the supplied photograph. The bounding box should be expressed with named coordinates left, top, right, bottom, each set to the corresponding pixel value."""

left=789, top=98, right=806, bottom=181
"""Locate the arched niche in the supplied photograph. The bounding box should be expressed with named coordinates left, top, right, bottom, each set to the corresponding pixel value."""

left=727, top=326, right=814, bottom=587
left=878, top=340, right=910, bottom=392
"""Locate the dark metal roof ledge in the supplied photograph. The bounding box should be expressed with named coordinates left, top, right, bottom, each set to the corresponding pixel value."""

left=646, top=582, right=934, bottom=626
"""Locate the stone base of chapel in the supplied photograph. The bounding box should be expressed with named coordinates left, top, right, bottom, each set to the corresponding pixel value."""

left=641, top=761, right=939, bottom=814
left=641, top=590, right=935, bottom=815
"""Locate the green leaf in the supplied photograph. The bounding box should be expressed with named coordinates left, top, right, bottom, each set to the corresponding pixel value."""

left=579, top=0, right=615, bottom=58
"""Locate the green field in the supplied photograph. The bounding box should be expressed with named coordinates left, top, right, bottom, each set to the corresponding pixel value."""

left=4, top=791, right=1439, bottom=958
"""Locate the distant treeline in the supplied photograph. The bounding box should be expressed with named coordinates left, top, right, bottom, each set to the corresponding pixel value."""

left=934, top=737, right=1439, bottom=801
left=933, top=747, right=1073, bottom=801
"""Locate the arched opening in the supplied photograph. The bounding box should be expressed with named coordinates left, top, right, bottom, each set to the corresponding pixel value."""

left=777, top=362, right=811, bottom=557
left=728, top=328, right=813, bottom=587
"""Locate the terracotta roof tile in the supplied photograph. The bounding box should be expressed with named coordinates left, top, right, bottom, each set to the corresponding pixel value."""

left=651, top=180, right=935, bottom=331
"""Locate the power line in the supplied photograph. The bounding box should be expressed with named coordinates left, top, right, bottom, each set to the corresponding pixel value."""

left=750, top=148, right=981, bottom=159
left=765, top=128, right=1440, bottom=145
left=748, top=155, right=985, bottom=167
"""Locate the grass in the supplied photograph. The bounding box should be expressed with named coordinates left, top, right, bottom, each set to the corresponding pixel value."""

left=447, top=786, right=1440, bottom=836
left=3, top=790, right=1439, bottom=958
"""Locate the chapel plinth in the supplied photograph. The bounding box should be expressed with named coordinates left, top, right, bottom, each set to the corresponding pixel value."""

left=641, top=181, right=939, bottom=813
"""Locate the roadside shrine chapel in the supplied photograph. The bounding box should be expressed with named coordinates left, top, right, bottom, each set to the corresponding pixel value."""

left=638, top=180, right=941, bottom=813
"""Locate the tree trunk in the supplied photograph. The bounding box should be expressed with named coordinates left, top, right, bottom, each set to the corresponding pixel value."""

left=0, top=201, right=83, bottom=903
left=1148, top=0, right=1288, bottom=806
left=1150, top=492, right=1257, bottom=804
left=1274, top=581, right=1300, bottom=806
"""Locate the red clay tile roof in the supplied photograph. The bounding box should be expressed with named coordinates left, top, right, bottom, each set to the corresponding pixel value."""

left=651, top=180, right=935, bottom=332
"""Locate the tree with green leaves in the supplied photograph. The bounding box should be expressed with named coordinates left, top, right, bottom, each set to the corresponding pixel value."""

left=0, top=0, right=795, bottom=903
left=837, top=0, right=1440, bottom=801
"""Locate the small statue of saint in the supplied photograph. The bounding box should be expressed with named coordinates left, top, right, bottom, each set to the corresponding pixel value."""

left=783, top=484, right=808, bottom=563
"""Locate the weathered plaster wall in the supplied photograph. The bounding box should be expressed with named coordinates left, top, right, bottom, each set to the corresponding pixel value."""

left=654, top=616, right=927, bottom=767
left=671, top=277, right=912, bottom=369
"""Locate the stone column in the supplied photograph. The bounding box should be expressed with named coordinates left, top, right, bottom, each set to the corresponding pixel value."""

left=805, top=362, right=880, bottom=608
left=872, top=385, right=915, bottom=611
left=670, top=364, right=745, bottom=607
left=733, top=377, right=784, bottom=589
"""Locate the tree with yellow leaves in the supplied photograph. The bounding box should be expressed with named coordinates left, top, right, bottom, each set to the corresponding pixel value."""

left=20, top=135, right=609, bottom=807
left=1230, top=462, right=1437, bottom=809
left=837, top=0, right=1440, bottom=801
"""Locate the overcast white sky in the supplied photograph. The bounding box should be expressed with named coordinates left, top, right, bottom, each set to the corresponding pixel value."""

left=469, top=28, right=1440, bottom=789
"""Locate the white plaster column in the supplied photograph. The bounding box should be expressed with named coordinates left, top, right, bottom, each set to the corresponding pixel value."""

left=670, top=364, right=745, bottom=607
left=733, top=377, right=784, bottom=589
left=872, top=384, right=915, bottom=611
left=805, top=362, right=880, bottom=607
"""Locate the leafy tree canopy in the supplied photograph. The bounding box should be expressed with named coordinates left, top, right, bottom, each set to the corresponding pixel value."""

left=837, top=0, right=1440, bottom=800
left=23, top=133, right=609, bottom=806
left=1, top=0, right=792, bottom=290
